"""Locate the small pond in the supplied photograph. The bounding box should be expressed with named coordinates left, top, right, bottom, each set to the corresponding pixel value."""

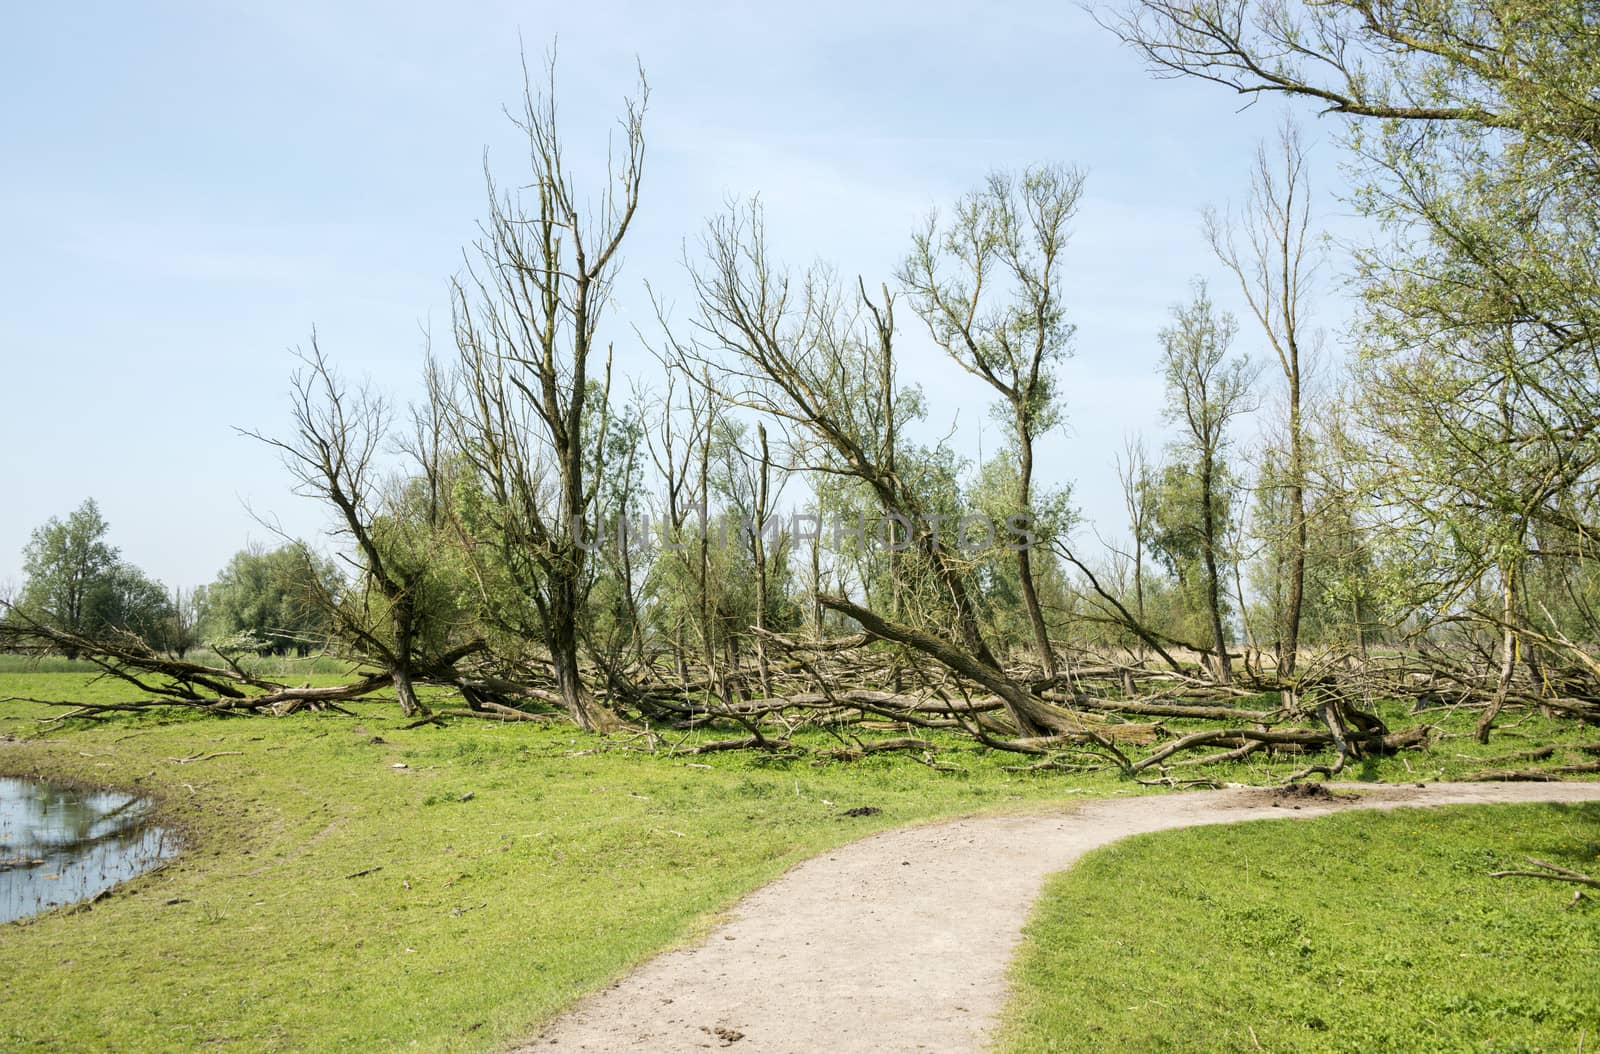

left=0, top=776, right=177, bottom=923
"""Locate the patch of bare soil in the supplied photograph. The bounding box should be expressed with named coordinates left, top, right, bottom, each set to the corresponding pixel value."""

left=1228, top=781, right=1364, bottom=810
left=512, top=781, right=1600, bottom=1054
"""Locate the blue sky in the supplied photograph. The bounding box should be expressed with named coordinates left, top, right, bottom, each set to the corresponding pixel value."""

left=0, top=1, right=1363, bottom=592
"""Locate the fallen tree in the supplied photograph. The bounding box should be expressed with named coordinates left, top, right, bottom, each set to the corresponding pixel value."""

left=0, top=593, right=1518, bottom=785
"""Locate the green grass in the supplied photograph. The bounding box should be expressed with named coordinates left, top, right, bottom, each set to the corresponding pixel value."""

left=0, top=650, right=358, bottom=677
left=0, top=672, right=1136, bottom=1053
left=2, top=672, right=1596, bottom=1052
left=0, top=653, right=113, bottom=674
left=1001, top=803, right=1600, bottom=1054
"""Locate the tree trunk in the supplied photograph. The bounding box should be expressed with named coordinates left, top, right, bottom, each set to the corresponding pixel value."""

left=1475, top=563, right=1518, bottom=744
left=1232, top=538, right=1259, bottom=680
left=548, top=581, right=623, bottom=732
left=923, top=530, right=1003, bottom=670
left=1283, top=376, right=1306, bottom=678
left=753, top=424, right=773, bottom=697
left=389, top=587, right=427, bottom=718
left=820, top=593, right=1059, bottom=739
left=1200, top=457, right=1232, bottom=685
left=1133, top=531, right=1146, bottom=664
left=809, top=500, right=825, bottom=637
left=1016, top=420, right=1058, bottom=677
left=392, top=668, right=424, bottom=719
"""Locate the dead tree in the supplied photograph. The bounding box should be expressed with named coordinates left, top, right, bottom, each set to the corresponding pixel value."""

left=442, top=54, right=645, bottom=732
left=643, top=364, right=717, bottom=692
left=243, top=342, right=431, bottom=717
left=1205, top=117, right=1316, bottom=678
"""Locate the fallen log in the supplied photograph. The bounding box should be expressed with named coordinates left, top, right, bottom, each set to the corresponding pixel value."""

left=1465, top=760, right=1600, bottom=781
left=1047, top=693, right=1279, bottom=724
left=823, top=737, right=938, bottom=761
left=1490, top=857, right=1599, bottom=889
left=671, top=735, right=796, bottom=756
left=1133, top=725, right=1431, bottom=774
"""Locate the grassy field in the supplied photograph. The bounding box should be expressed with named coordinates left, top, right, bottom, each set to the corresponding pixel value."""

left=0, top=671, right=1134, bottom=1053
left=0, top=651, right=358, bottom=677
left=2, top=670, right=1598, bottom=1052
left=1001, top=803, right=1600, bottom=1053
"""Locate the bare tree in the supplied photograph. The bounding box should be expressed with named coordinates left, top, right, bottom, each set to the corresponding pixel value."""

left=751, top=423, right=777, bottom=695
left=644, top=363, right=716, bottom=688
left=1204, top=116, right=1317, bottom=677
left=900, top=165, right=1085, bottom=677
left=681, top=200, right=1087, bottom=739
left=685, top=206, right=990, bottom=654
left=1115, top=435, right=1153, bottom=660
left=442, top=54, right=645, bottom=732
left=719, top=419, right=787, bottom=697
left=244, top=342, right=430, bottom=716
left=165, top=585, right=201, bottom=659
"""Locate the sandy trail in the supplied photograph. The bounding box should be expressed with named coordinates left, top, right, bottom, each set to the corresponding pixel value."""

left=514, top=782, right=1600, bottom=1053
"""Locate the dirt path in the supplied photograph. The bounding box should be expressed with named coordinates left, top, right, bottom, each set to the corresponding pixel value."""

left=514, top=782, right=1600, bottom=1053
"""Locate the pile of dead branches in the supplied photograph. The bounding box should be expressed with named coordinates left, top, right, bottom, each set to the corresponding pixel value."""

left=7, top=604, right=1599, bottom=785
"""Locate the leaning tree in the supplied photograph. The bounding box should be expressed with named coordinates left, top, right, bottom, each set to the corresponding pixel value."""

left=899, top=165, right=1085, bottom=678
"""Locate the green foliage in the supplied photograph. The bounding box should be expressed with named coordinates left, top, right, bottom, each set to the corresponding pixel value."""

left=198, top=543, right=341, bottom=656
left=1250, top=437, right=1390, bottom=652
left=16, top=499, right=174, bottom=653
left=18, top=499, right=116, bottom=637
left=94, top=561, right=173, bottom=647
left=1142, top=458, right=1238, bottom=641
left=900, top=164, right=1082, bottom=441
left=362, top=475, right=481, bottom=661
left=813, top=440, right=969, bottom=622
left=1149, top=281, right=1255, bottom=661
left=967, top=449, right=1077, bottom=653
left=1107, top=0, right=1600, bottom=655
left=1158, top=282, right=1252, bottom=452
left=645, top=514, right=766, bottom=668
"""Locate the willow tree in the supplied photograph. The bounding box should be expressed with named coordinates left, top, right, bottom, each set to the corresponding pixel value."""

left=248, top=345, right=434, bottom=716
left=644, top=366, right=715, bottom=688
left=1103, top=0, right=1600, bottom=684
left=1116, top=437, right=1154, bottom=658
left=441, top=58, right=645, bottom=732
left=199, top=543, right=339, bottom=655
left=682, top=200, right=1084, bottom=740
left=711, top=418, right=790, bottom=696
left=1353, top=322, right=1586, bottom=740
left=1158, top=281, right=1256, bottom=684
left=679, top=205, right=958, bottom=648
left=1204, top=118, right=1316, bottom=677
left=900, top=165, right=1084, bottom=678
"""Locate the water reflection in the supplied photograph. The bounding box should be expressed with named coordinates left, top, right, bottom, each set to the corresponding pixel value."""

left=0, top=776, right=176, bottom=923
